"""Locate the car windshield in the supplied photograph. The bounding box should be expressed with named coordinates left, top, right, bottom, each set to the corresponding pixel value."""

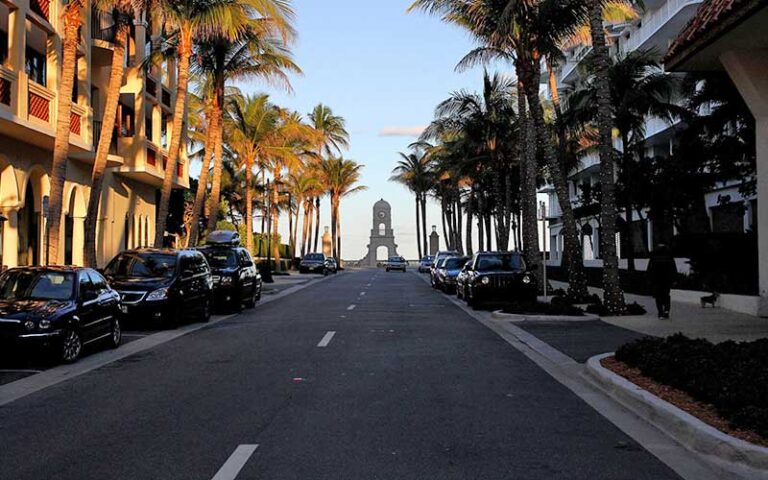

left=304, top=254, right=324, bottom=261
left=105, top=253, right=178, bottom=278
left=475, top=254, right=525, bottom=272
left=202, top=250, right=237, bottom=268
left=0, top=270, right=75, bottom=301
left=421, top=256, right=433, bottom=263
left=389, top=257, right=404, bottom=262
left=435, top=258, right=447, bottom=268
left=445, top=258, right=467, bottom=269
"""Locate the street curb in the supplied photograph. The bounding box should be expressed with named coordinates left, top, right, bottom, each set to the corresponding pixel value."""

left=490, top=310, right=600, bottom=322
left=586, top=353, right=768, bottom=475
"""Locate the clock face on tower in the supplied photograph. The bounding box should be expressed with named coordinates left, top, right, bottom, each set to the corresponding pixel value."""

left=378, top=211, right=386, bottom=219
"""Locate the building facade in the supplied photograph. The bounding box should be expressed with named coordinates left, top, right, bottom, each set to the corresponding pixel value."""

left=544, top=0, right=755, bottom=271
left=0, top=0, right=189, bottom=268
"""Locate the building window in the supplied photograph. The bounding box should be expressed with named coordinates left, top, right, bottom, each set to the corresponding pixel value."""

left=145, top=110, right=154, bottom=142
left=25, top=47, right=46, bottom=86
left=0, top=29, right=8, bottom=64
left=160, top=114, right=169, bottom=149
left=118, top=102, right=135, bottom=137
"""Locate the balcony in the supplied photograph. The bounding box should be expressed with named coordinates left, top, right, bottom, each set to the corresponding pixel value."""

left=27, top=80, right=53, bottom=124
left=114, top=140, right=187, bottom=188
left=29, top=0, right=50, bottom=22
left=621, top=0, right=704, bottom=53
left=558, top=45, right=591, bottom=86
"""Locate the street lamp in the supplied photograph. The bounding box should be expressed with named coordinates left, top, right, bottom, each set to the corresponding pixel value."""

left=539, top=201, right=548, bottom=301
left=0, top=213, right=7, bottom=270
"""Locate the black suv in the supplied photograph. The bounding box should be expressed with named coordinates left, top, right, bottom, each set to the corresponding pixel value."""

left=0, top=267, right=122, bottom=363
left=197, top=232, right=262, bottom=312
left=458, top=252, right=537, bottom=308
left=103, top=249, right=213, bottom=328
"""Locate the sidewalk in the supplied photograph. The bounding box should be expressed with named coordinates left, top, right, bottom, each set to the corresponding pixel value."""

left=262, top=273, right=314, bottom=295
left=551, top=281, right=768, bottom=343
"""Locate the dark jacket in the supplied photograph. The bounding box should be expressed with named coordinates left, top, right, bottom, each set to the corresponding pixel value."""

left=647, top=249, right=677, bottom=294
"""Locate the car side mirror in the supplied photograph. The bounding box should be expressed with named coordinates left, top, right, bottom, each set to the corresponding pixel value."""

left=243, top=260, right=254, bottom=268
left=182, top=269, right=194, bottom=278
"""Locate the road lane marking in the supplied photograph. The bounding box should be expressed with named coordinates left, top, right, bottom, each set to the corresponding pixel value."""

left=0, top=369, right=43, bottom=374
left=211, top=444, right=259, bottom=480
left=347, top=304, right=356, bottom=310
left=360, top=292, right=366, bottom=296
left=317, top=331, right=336, bottom=348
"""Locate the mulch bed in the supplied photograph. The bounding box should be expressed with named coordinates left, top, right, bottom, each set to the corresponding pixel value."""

left=602, top=356, right=768, bottom=448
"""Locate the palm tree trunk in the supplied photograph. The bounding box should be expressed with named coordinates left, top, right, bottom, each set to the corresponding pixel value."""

left=47, top=7, right=81, bottom=264
left=301, top=200, right=310, bottom=257
left=455, top=194, right=464, bottom=254
left=331, top=196, right=339, bottom=261
left=421, top=193, right=428, bottom=255
left=245, top=159, right=254, bottom=253
left=441, top=199, right=449, bottom=250
left=205, top=79, right=225, bottom=233
left=415, top=195, right=422, bottom=258
left=466, top=185, right=474, bottom=256
left=271, top=173, right=281, bottom=271
left=85, top=24, right=128, bottom=266
left=288, top=200, right=295, bottom=260
left=304, top=198, right=313, bottom=253
left=589, top=0, right=626, bottom=313
left=186, top=104, right=217, bottom=247
left=517, top=81, right=541, bottom=275
left=336, top=200, right=342, bottom=264
left=477, top=194, right=484, bottom=252
left=155, top=27, right=192, bottom=247
left=522, top=57, right=589, bottom=300
left=621, top=132, right=636, bottom=272
left=486, top=212, right=493, bottom=251
left=313, top=197, right=321, bottom=252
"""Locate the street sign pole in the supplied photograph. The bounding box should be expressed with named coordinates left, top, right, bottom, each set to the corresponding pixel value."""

left=539, top=201, right=548, bottom=302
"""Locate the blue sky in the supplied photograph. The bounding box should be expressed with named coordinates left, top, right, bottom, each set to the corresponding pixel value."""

left=235, top=0, right=507, bottom=259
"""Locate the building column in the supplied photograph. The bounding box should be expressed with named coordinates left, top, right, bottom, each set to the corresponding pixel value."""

left=72, top=216, right=85, bottom=266
left=2, top=210, right=18, bottom=268
left=720, top=51, right=768, bottom=315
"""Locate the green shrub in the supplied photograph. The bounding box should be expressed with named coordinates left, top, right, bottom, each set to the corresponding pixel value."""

left=615, top=334, right=768, bottom=439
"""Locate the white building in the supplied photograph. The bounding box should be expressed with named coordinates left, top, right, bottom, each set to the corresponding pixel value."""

left=543, top=0, right=756, bottom=273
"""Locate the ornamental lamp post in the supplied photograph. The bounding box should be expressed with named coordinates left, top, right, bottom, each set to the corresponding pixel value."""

left=539, top=201, right=548, bottom=301
left=0, top=213, right=7, bottom=271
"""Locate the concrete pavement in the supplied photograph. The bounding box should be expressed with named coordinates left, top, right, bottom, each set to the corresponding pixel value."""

left=0, top=269, right=708, bottom=479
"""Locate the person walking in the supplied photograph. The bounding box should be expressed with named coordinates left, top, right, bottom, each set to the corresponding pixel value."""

left=647, top=244, right=677, bottom=319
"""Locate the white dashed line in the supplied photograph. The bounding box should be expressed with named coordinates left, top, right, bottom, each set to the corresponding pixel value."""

left=317, top=331, right=336, bottom=348
left=211, top=444, right=259, bottom=480
left=360, top=292, right=366, bottom=296
left=347, top=304, right=356, bottom=310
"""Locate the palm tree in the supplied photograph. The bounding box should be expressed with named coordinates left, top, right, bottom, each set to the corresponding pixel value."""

left=286, top=169, right=321, bottom=258
left=192, top=15, right=298, bottom=241
left=307, top=104, right=349, bottom=253
left=319, top=157, right=366, bottom=263
left=410, top=0, right=591, bottom=301
left=587, top=0, right=626, bottom=313
left=84, top=1, right=137, bottom=266
left=569, top=49, right=680, bottom=271
left=390, top=150, right=432, bottom=258
left=47, top=0, right=84, bottom=263
left=153, top=0, right=265, bottom=247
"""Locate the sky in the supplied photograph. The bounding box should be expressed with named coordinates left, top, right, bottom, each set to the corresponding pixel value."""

left=233, top=0, right=507, bottom=260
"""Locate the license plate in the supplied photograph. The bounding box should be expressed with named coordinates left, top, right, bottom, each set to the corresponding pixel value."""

left=120, top=305, right=128, bottom=314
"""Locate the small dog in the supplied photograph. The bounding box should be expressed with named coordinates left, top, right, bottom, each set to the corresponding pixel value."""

left=700, top=292, right=719, bottom=308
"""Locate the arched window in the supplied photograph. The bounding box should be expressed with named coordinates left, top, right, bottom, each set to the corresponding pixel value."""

left=378, top=223, right=385, bottom=235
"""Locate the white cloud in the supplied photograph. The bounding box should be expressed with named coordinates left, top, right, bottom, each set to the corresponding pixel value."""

left=378, top=126, right=426, bottom=137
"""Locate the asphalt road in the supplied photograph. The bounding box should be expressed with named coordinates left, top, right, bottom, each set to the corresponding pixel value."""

left=0, top=269, right=682, bottom=480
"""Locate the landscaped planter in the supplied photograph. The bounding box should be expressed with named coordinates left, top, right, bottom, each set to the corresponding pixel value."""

left=587, top=353, right=768, bottom=473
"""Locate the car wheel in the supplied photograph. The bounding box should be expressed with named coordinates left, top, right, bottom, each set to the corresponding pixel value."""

left=244, top=290, right=257, bottom=308
left=386, top=268, right=390, bottom=272
left=201, top=298, right=212, bottom=322
left=166, top=305, right=182, bottom=329
left=108, top=318, right=122, bottom=349
left=60, top=328, right=83, bottom=363
left=466, top=289, right=478, bottom=309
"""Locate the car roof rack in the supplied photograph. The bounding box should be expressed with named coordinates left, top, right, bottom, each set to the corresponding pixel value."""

left=205, top=230, right=241, bottom=247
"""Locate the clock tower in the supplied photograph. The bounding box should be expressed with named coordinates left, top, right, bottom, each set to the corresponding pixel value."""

left=360, top=199, right=400, bottom=266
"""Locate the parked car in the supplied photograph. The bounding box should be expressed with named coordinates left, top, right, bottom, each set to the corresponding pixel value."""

left=325, top=257, right=338, bottom=274
left=197, top=235, right=262, bottom=313
left=430, top=256, right=451, bottom=288
left=436, top=256, right=470, bottom=293
left=299, top=253, right=329, bottom=275
left=430, top=250, right=458, bottom=278
left=458, top=252, right=537, bottom=308
left=385, top=256, right=407, bottom=272
left=418, top=255, right=434, bottom=273
left=0, top=267, right=122, bottom=363
left=103, top=249, right=213, bottom=328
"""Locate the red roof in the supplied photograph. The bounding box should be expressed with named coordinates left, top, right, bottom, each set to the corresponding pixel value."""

left=665, top=0, right=766, bottom=68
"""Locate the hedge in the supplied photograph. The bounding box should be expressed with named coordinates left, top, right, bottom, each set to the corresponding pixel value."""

left=615, top=334, right=768, bottom=439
